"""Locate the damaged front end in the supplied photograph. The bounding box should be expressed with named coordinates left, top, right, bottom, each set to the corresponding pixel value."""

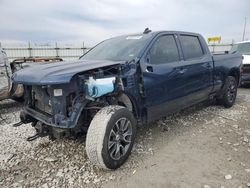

left=14, top=61, right=140, bottom=140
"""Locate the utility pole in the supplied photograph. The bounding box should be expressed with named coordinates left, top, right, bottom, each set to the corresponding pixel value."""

left=242, top=17, right=247, bottom=41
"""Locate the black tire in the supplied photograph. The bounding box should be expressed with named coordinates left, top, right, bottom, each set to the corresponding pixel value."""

left=10, top=84, right=24, bottom=102
left=219, top=76, right=238, bottom=108
left=86, top=105, right=136, bottom=169
left=11, top=95, right=24, bottom=103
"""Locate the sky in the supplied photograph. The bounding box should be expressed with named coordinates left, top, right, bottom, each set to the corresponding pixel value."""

left=0, top=0, right=249, bottom=46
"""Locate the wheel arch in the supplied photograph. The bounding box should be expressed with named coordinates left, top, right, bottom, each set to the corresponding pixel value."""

left=228, top=68, right=240, bottom=86
left=117, top=92, right=140, bottom=119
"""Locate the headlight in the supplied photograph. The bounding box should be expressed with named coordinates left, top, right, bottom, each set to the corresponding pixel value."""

left=54, top=89, right=63, bottom=96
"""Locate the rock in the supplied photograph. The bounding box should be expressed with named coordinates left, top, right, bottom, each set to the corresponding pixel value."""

left=68, top=177, right=74, bottom=184
left=0, top=154, right=15, bottom=163
left=161, top=126, right=169, bottom=132
left=240, top=162, right=246, bottom=167
left=233, top=143, right=240, bottom=146
left=233, top=148, right=238, bottom=152
left=44, top=157, right=58, bottom=162
left=41, top=183, right=49, bottom=188
left=225, top=174, right=232, bottom=180
left=85, top=179, right=90, bottom=184
left=11, top=182, right=22, bottom=188
left=232, top=124, right=239, bottom=129
left=203, top=184, right=211, bottom=188
left=245, top=130, right=250, bottom=136
left=56, top=170, right=64, bottom=177
left=247, top=183, right=250, bottom=187
left=108, top=175, right=115, bottom=180
left=64, top=168, right=69, bottom=173
left=245, top=169, right=250, bottom=173
left=227, top=157, right=232, bottom=161
left=93, top=178, right=100, bottom=184
left=243, top=136, right=249, bottom=143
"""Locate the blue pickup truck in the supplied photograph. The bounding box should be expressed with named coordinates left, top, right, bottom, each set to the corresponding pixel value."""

left=13, top=30, right=242, bottom=169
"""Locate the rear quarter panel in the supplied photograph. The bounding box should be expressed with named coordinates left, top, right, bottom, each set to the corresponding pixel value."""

left=212, top=53, right=242, bottom=92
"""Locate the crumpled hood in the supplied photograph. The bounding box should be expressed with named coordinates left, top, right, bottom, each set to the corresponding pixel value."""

left=12, top=59, right=126, bottom=85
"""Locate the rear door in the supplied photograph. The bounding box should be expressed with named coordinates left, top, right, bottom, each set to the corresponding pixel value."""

left=177, top=34, right=213, bottom=103
left=140, top=34, right=188, bottom=121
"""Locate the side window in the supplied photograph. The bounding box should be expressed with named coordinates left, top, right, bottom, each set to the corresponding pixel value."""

left=179, top=35, right=204, bottom=60
left=149, top=35, right=179, bottom=64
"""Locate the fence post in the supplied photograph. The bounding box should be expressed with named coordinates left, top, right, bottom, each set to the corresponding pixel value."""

left=82, top=41, right=85, bottom=54
left=212, top=44, right=215, bottom=53
left=0, top=42, right=2, bottom=48
left=55, top=42, right=59, bottom=57
left=28, top=41, right=32, bottom=58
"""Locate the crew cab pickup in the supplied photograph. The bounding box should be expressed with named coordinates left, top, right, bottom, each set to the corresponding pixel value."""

left=13, top=30, right=242, bottom=169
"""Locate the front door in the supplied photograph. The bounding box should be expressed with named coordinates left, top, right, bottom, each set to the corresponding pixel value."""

left=140, top=34, right=186, bottom=122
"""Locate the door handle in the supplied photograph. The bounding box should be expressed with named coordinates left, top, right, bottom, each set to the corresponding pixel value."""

left=146, top=66, right=153, bottom=72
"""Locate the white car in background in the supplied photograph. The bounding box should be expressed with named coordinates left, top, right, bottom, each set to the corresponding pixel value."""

left=230, top=41, right=250, bottom=85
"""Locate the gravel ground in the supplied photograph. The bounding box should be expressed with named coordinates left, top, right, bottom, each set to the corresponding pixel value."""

left=0, top=88, right=250, bottom=188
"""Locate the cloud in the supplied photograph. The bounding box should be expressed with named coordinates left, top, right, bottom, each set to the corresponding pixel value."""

left=0, top=0, right=249, bottom=46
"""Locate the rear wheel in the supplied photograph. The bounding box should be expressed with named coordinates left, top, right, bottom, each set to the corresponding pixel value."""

left=218, top=76, right=238, bottom=108
left=86, top=105, right=136, bottom=169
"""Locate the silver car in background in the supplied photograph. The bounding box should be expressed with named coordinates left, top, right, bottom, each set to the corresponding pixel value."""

left=0, top=48, right=63, bottom=101
left=0, top=48, right=14, bottom=101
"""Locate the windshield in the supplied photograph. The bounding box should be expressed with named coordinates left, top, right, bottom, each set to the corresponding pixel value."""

left=80, top=34, right=152, bottom=61
left=230, top=42, right=250, bottom=55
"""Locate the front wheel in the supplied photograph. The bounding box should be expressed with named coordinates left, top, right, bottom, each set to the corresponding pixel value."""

left=218, top=76, right=238, bottom=108
left=86, top=105, right=136, bottom=169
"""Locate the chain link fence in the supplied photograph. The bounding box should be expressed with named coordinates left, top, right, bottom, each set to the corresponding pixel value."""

left=0, top=42, right=233, bottom=61
left=208, top=43, right=233, bottom=53
left=0, top=42, right=90, bottom=61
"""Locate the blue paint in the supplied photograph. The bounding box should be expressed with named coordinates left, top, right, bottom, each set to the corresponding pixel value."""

left=14, top=30, right=242, bottom=130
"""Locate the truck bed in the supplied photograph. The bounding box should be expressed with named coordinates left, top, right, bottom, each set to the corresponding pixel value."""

left=212, top=53, right=242, bottom=62
left=212, top=53, right=242, bottom=92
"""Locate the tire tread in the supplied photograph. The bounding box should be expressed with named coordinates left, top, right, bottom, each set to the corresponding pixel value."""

left=86, top=105, right=125, bottom=169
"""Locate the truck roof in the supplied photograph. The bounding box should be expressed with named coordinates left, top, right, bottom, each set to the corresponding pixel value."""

left=126, top=30, right=201, bottom=37
left=116, top=30, right=201, bottom=38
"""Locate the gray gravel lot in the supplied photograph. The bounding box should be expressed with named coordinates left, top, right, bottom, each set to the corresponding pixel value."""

left=0, top=88, right=250, bottom=188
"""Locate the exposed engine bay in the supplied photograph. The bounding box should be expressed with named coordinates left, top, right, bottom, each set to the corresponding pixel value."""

left=17, top=62, right=141, bottom=140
